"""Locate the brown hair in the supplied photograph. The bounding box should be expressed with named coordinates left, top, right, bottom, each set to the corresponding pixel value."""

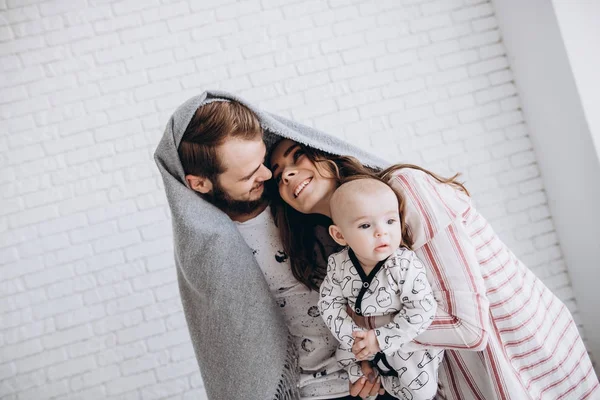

left=178, top=101, right=262, bottom=179
left=269, top=144, right=469, bottom=291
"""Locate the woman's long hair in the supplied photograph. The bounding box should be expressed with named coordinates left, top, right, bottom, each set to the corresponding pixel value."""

left=268, top=144, right=469, bottom=291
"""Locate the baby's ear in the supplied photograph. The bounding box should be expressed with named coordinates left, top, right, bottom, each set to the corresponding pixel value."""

left=328, top=225, right=347, bottom=246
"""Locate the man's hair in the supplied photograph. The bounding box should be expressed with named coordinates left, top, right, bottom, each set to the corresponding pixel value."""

left=178, top=101, right=262, bottom=179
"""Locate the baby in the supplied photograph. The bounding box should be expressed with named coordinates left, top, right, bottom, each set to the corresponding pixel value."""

left=319, top=178, right=443, bottom=400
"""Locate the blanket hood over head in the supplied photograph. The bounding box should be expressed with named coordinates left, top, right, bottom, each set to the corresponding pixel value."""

left=154, top=90, right=389, bottom=400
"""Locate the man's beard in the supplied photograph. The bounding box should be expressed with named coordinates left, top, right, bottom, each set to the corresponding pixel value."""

left=206, top=181, right=267, bottom=216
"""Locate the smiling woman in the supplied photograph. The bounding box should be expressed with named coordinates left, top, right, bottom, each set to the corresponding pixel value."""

left=270, top=139, right=337, bottom=216
left=268, top=138, right=599, bottom=400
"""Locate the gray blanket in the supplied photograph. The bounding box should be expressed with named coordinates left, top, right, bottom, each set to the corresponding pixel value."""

left=154, top=90, right=388, bottom=399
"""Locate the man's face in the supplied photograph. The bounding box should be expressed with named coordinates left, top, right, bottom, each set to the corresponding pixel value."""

left=207, top=137, right=272, bottom=214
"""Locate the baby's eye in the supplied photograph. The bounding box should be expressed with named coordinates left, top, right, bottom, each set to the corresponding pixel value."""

left=358, top=224, right=370, bottom=229
left=387, top=219, right=397, bottom=225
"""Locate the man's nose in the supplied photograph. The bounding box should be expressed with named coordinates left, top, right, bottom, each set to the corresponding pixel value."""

left=258, top=165, right=272, bottom=181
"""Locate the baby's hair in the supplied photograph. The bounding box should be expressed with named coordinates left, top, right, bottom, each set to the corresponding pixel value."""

left=330, top=175, right=411, bottom=248
left=330, top=178, right=397, bottom=225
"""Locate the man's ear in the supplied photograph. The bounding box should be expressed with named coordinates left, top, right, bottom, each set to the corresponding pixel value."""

left=185, top=174, right=213, bottom=194
left=328, top=225, right=347, bottom=246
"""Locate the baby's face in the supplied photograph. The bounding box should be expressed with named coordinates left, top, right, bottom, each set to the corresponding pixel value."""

left=335, top=187, right=402, bottom=268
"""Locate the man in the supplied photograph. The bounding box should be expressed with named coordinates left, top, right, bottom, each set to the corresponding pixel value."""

left=155, top=95, right=387, bottom=400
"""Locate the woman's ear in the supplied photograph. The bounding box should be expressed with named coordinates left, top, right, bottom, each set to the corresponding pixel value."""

left=185, top=174, right=213, bottom=194
left=328, top=225, right=347, bottom=246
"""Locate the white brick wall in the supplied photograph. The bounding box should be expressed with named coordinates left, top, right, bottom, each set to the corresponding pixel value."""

left=0, top=0, right=587, bottom=398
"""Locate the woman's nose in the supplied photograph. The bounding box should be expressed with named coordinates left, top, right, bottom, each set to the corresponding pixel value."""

left=282, top=169, right=296, bottom=183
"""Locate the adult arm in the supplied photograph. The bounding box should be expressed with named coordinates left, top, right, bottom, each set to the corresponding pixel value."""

left=388, top=169, right=491, bottom=352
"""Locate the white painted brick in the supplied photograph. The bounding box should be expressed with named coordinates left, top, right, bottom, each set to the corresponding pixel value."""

left=312, top=5, right=359, bottom=26
left=45, top=243, right=93, bottom=268
left=434, top=94, right=475, bottom=114
left=96, top=261, right=146, bottom=287
left=145, top=253, right=175, bottom=273
left=419, top=39, right=462, bottom=58
left=83, top=281, right=132, bottom=306
left=387, top=33, right=430, bottom=53
left=238, top=8, right=282, bottom=30
left=113, top=0, right=159, bottom=15
left=2, top=308, right=33, bottom=330
left=93, top=307, right=143, bottom=336
left=468, top=56, right=509, bottom=76
left=510, top=150, right=537, bottom=167
left=0, top=338, right=43, bottom=361
left=154, top=281, right=180, bottom=302
left=70, top=364, right=120, bottom=392
left=490, top=137, right=531, bottom=158
left=146, top=328, right=190, bottom=351
left=519, top=178, right=545, bottom=195
left=0, top=286, right=45, bottom=315
left=282, top=0, right=328, bottom=18
left=427, top=67, right=468, bottom=86
left=17, top=380, right=69, bottom=400
left=15, top=347, right=66, bottom=374
left=515, top=219, right=555, bottom=241
left=8, top=203, right=59, bottom=229
left=429, top=23, right=472, bottom=42
left=47, top=355, right=97, bottom=381
left=452, top=3, right=494, bottom=22
left=479, top=42, right=505, bottom=59
left=18, top=231, right=71, bottom=258
left=497, top=164, right=540, bottom=185
left=87, top=199, right=137, bottom=224
left=437, top=49, right=479, bottom=69
left=106, top=371, right=157, bottom=396
left=475, top=82, right=516, bottom=104
left=216, top=1, right=260, bottom=20
left=0, top=256, right=43, bottom=281
left=140, top=378, right=190, bottom=400
left=485, top=110, right=523, bottom=130
left=288, top=26, right=333, bottom=47
left=169, top=342, right=195, bottom=363
left=46, top=274, right=97, bottom=299
left=0, top=362, right=16, bottom=383
left=95, top=43, right=144, bottom=64
left=121, top=350, right=169, bottom=376
left=55, top=303, right=105, bottom=330
left=0, top=64, right=44, bottom=88
left=530, top=205, right=551, bottom=222
left=505, top=123, right=528, bottom=140
left=94, top=13, right=141, bottom=34
left=62, top=4, right=112, bottom=26
left=390, top=105, right=435, bottom=126
left=97, top=341, right=146, bottom=368
left=382, top=77, right=427, bottom=99
left=46, top=24, right=94, bottom=46
left=117, top=319, right=166, bottom=344
left=92, top=230, right=141, bottom=254
left=459, top=29, right=500, bottom=49
left=143, top=298, right=181, bottom=321
left=416, top=115, right=459, bottom=135
left=33, top=293, right=83, bottom=320
left=410, top=14, right=451, bottom=32
left=472, top=16, right=498, bottom=32
left=191, top=19, right=238, bottom=41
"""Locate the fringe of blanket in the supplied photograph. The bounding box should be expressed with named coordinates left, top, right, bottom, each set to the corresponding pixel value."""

left=273, top=332, right=301, bottom=400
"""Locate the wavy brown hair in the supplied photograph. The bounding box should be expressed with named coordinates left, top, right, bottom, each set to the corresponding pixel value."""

left=268, top=143, right=469, bottom=291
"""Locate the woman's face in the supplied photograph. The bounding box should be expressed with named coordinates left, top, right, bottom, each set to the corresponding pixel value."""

left=270, top=139, right=337, bottom=216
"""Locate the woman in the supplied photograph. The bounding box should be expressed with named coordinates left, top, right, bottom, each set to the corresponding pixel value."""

left=268, top=138, right=599, bottom=400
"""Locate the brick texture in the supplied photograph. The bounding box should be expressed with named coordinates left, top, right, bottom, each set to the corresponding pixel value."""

left=0, top=1, right=584, bottom=399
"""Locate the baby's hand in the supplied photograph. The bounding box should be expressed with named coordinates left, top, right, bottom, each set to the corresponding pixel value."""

left=352, top=330, right=380, bottom=360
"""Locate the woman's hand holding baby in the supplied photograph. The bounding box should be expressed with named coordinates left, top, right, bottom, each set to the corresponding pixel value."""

left=352, top=330, right=381, bottom=360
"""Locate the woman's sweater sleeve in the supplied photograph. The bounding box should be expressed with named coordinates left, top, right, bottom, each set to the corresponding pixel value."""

left=389, top=169, right=490, bottom=352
